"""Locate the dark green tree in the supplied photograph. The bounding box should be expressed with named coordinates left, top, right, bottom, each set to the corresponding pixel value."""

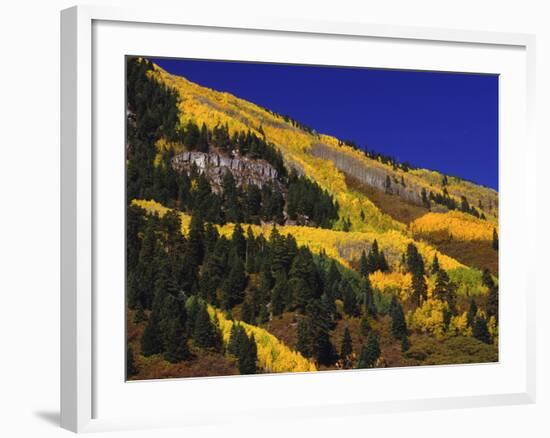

left=492, top=228, right=499, bottom=251
left=473, top=315, right=491, bottom=344
left=140, top=312, right=163, bottom=356
left=340, top=327, right=353, bottom=367
left=389, top=296, right=407, bottom=340
left=356, top=332, right=381, bottom=368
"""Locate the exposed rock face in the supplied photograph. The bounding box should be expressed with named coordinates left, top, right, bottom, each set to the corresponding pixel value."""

left=172, top=151, right=280, bottom=192
left=310, top=143, right=424, bottom=206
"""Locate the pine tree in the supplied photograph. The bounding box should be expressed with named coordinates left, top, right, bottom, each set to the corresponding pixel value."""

left=340, top=327, right=353, bottom=367
left=270, top=273, right=287, bottom=317
left=133, top=302, right=147, bottom=323
left=316, top=330, right=336, bottom=366
left=127, top=346, right=137, bottom=378
left=193, top=304, right=216, bottom=349
left=433, top=269, right=456, bottom=312
left=360, top=315, right=371, bottom=337
left=431, top=254, right=440, bottom=274
left=296, top=318, right=314, bottom=358
left=187, top=212, right=205, bottom=268
left=400, top=336, right=410, bottom=352
left=483, top=269, right=499, bottom=321
left=411, top=270, right=428, bottom=307
left=389, top=296, right=407, bottom=340
left=361, top=277, right=377, bottom=317
left=467, top=299, right=478, bottom=328
left=238, top=333, right=257, bottom=375
left=359, top=250, right=369, bottom=278
left=140, top=312, right=163, bottom=356
left=473, top=315, right=491, bottom=344
left=356, top=332, right=381, bottom=368
left=163, top=318, right=190, bottom=363
left=342, top=282, right=359, bottom=317
left=221, top=255, right=247, bottom=310
left=231, top=223, right=246, bottom=260
left=197, top=122, right=209, bottom=152
left=227, top=323, right=247, bottom=356
left=241, top=300, right=255, bottom=324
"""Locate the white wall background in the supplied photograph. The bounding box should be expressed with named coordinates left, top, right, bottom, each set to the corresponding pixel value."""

left=0, top=1, right=547, bottom=437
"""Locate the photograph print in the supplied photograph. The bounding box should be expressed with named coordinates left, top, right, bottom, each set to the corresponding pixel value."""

left=126, top=56, right=499, bottom=380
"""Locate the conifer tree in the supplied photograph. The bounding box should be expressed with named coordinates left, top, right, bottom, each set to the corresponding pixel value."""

left=197, top=122, right=209, bottom=153
left=193, top=304, right=216, bottom=349
left=473, top=315, right=491, bottom=344
left=359, top=250, right=369, bottom=278
left=400, top=336, right=410, bottom=352
left=492, top=228, right=499, bottom=251
left=389, top=296, right=407, bottom=340
left=227, top=323, right=247, bottom=356
left=127, top=346, right=137, bottom=378
left=433, top=269, right=457, bottom=312
left=411, top=270, right=428, bottom=307
left=187, top=212, right=205, bottom=268
left=340, top=327, right=353, bottom=368
left=356, top=332, right=381, bottom=368
left=316, top=330, right=336, bottom=366
left=296, top=318, right=314, bottom=358
left=431, top=254, right=440, bottom=275
left=467, top=299, right=478, bottom=328
left=163, top=318, right=190, bottom=363
left=482, top=269, right=499, bottom=321
left=241, top=300, right=255, bottom=324
left=231, top=223, right=246, bottom=260
left=342, top=282, right=359, bottom=317
left=221, top=255, right=247, bottom=309
left=238, top=333, right=257, bottom=375
left=360, top=315, right=371, bottom=337
left=361, top=277, right=377, bottom=317
left=270, top=273, right=287, bottom=317
left=141, top=312, right=163, bottom=356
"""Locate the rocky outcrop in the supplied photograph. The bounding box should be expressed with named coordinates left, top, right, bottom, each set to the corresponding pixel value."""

left=172, top=151, right=280, bottom=192
left=310, top=142, right=424, bottom=206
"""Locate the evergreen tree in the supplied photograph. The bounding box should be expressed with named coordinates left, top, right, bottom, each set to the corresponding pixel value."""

left=222, top=171, right=242, bottom=223
left=296, top=318, right=314, bottom=358
left=316, top=330, right=336, bottom=366
left=361, top=277, right=377, bottom=317
left=359, top=250, right=369, bottom=277
left=133, top=302, right=147, bottom=323
left=227, top=323, right=247, bottom=356
left=221, top=255, right=247, bottom=309
left=231, top=223, right=246, bottom=260
left=241, top=300, right=255, bottom=324
left=141, top=312, right=163, bottom=356
left=411, top=270, right=428, bottom=307
left=400, top=336, right=410, bottom=352
left=187, top=212, right=205, bottom=268
left=197, top=122, right=209, bottom=152
left=389, top=296, right=407, bottom=340
left=163, top=318, right=190, bottom=363
left=473, top=315, right=491, bottom=344
left=342, top=281, right=359, bottom=317
left=467, top=299, right=478, bottom=328
left=482, top=269, right=499, bottom=321
left=238, top=333, right=257, bottom=375
left=360, top=315, right=371, bottom=337
left=127, top=346, right=137, bottom=378
left=433, top=269, right=457, bottom=312
left=340, top=327, right=353, bottom=367
left=492, top=228, right=499, bottom=251
left=356, top=332, right=381, bottom=368
left=193, top=303, right=217, bottom=349
left=431, top=254, right=440, bottom=275
left=270, top=273, right=287, bottom=317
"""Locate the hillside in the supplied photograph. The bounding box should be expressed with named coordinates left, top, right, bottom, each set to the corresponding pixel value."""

left=125, top=57, right=499, bottom=380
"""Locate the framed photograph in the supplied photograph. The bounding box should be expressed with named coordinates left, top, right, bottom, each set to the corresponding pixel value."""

left=61, top=5, right=536, bottom=433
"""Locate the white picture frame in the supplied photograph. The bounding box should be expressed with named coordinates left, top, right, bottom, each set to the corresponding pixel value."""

left=61, top=4, right=537, bottom=433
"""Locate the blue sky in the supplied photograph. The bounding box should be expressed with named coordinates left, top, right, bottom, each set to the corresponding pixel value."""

left=149, top=57, right=499, bottom=190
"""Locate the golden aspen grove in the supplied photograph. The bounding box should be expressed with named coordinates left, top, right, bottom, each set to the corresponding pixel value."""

left=125, top=57, right=499, bottom=380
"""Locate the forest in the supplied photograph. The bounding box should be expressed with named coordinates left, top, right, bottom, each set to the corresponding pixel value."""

left=126, top=57, right=499, bottom=380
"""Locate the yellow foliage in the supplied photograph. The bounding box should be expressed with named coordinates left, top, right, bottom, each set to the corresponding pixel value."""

left=148, top=63, right=403, bottom=235
left=448, top=312, right=471, bottom=337
left=132, top=199, right=464, bottom=272
left=207, top=306, right=317, bottom=373
left=410, top=211, right=496, bottom=241
left=408, top=299, right=450, bottom=340
left=369, top=271, right=412, bottom=301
